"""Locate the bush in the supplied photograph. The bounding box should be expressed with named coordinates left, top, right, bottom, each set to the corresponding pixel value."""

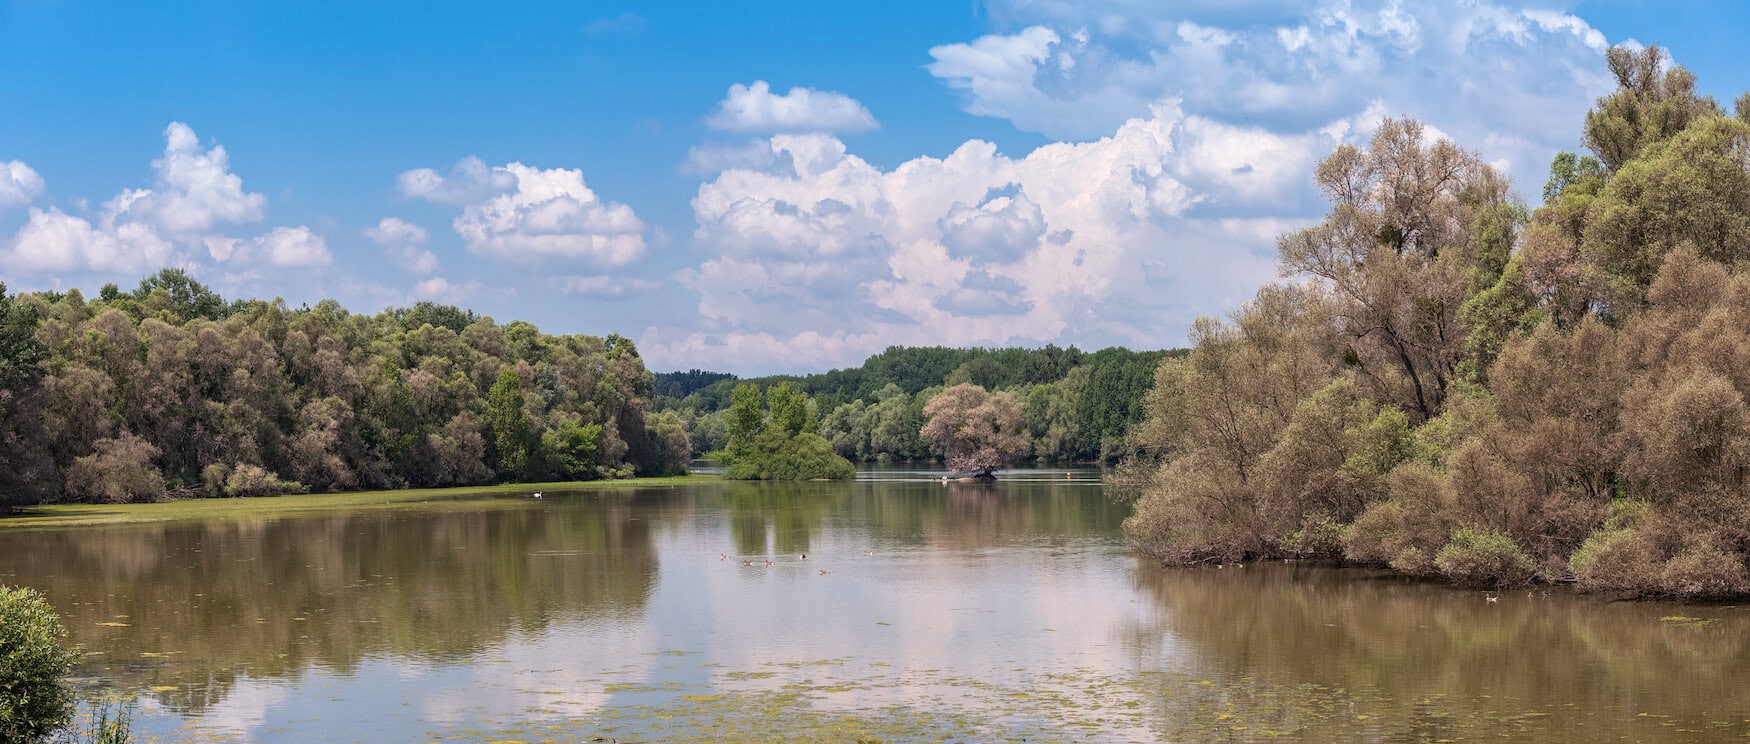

left=1570, top=524, right=1661, bottom=591
left=61, top=434, right=164, bottom=504
left=0, top=586, right=77, bottom=742
left=1281, top=513, right=1345, bottom=557
left=223, top=464, right=309, bottom=498
left=1433, top=527, right=1541, bottom=587
left=1661, top=539, right=1750, bottom=597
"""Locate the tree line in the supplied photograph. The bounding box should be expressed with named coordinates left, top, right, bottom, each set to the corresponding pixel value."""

left=657, top=345, right=1174, bottom=464
left=1121, top=46, right=1750, bottom=598
left=0, top=270, right=691, bottom=510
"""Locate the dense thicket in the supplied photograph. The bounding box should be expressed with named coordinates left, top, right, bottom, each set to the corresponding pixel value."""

left=1124, top=46, right=1750, bottom=598
left=0, top=271, right=691, bottom=509
left=659, top=345, right=1172, bottom=463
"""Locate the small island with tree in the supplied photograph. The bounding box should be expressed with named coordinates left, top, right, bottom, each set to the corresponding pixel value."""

left=717, top=382, right=855, bottom=480
left=920, top=383, right=1030, bottom=480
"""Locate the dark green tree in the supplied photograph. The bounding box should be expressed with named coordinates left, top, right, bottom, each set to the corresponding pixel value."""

left=487, top=368, right=529, bottom=479
left=134, top=267, right=227, bottom=321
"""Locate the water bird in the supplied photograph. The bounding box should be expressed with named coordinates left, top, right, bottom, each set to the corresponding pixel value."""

left=819, top=569, right=831, bottom=575
left=720, top=553, right=727, bottom=560
left=532, top=491, right=543, bottom=499
left=742, top=560, right=754, bottom=566
left=1485, top=594, right=1499, bottom=603
left=800, top=553, right=807, bottom=560
left=764, top=560, right=774, bottom=567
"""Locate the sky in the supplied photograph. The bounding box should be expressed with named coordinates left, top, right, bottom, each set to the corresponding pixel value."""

left=3, top=1, right=1748, bottom=375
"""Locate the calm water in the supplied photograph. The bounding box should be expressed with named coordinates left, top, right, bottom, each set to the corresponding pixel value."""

left=4, top=468, right=1750, bottom=742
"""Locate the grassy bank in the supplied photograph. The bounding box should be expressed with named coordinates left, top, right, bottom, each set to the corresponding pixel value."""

left=0, top=475, right=719, bottom=530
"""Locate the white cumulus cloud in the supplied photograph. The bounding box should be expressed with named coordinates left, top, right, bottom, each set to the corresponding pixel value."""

left=8, top=207, right=173, bottom=273
left=645, top=101, right=1333, bottom=373
left=557, top=274, right=660, bottom=298
left=250, top=226, right=331, bottom=268
left=706, top=81, right=879, bottom=134
left=402, top=159, right=646, bottom=267
left=926, top=0, right=1617, bottom=190
left=364, top=217, right=428, bottom=245
left=0, top=160, right=45, bottom=210
left=3, top=122, right=323, bottom=277
left=411, top=276, right=480, bottom=304
left=365, top=217, right=438, bottom=273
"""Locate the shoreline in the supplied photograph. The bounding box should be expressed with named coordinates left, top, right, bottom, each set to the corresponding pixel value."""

left=0, top=475, right=721, bottom=530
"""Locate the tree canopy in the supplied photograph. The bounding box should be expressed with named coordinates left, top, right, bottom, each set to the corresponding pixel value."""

left=0, top=277, right=691, bottom=510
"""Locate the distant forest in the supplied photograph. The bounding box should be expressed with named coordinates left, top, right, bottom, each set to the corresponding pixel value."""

left=655, top=345, right=1180, bottom=463
left=0, top=271, right=691, bottom=509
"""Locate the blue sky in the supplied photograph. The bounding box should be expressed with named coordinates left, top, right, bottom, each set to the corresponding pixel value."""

left=3, top=1, right=1747, bottom=374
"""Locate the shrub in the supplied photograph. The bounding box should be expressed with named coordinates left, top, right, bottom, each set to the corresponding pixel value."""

left=1570, top=525, right=1660, bottom=591
left=0, top=586, right=77, bottom=742
left=1661, top=539, right=1750, bottom=597
left=223, top=464, right=309, bottom=498
left=1281, top=513, right=1345, bottom=557
left=1434, top=527, right=1541, bottom=587
left=61, top=434, right=164, bottom=504
left=200, top=463, right=230, bottom=497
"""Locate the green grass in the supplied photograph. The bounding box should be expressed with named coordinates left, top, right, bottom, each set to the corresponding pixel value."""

left=0, top=475, right=720, bottom=530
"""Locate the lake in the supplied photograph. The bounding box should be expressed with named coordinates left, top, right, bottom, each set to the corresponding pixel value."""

left=4, top=467, right=1749, bottom=742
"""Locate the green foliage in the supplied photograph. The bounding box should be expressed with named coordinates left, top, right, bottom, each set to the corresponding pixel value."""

left=541, top=420, right=602, bottom=480
left=721, top=383, right=854, bottom=480
left=725, top=383, right=764, bottom=462
left=487, top=368, right=530, bottom=480
left=0, top=586, right=77, bottom=742
left=1582, top=45, right=1719, bottom=172
left=134, top=268, right=225, bottom=322
left=1457, top=256, right=1544, bottom=383
left=1433, top=527, right=1541, bottom=587
left=765, top=382, right=809, bottom=438
left=1541, top=151, right=1606, bottom=205
left=652, top=369, right=736, bottom=398
left=1583, top=115, right=1750, bottom=300
left=0, top=282, right=46, bottom=389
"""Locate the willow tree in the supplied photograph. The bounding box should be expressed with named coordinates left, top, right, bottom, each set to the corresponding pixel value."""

left=920, top=383, right=1028, bottom=479
left=1278, top=117, right=1517, bottom=422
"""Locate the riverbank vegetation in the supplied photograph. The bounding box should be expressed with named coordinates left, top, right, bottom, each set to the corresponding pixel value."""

left=659, top=345, right=1171, bottom=464
left=0, top=273, right=692, bottom=511
left=1122, top=46, right=1750, bottom=599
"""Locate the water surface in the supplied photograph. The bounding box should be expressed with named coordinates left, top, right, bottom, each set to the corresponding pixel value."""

left=4, top=468, right=1748, bottom=742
